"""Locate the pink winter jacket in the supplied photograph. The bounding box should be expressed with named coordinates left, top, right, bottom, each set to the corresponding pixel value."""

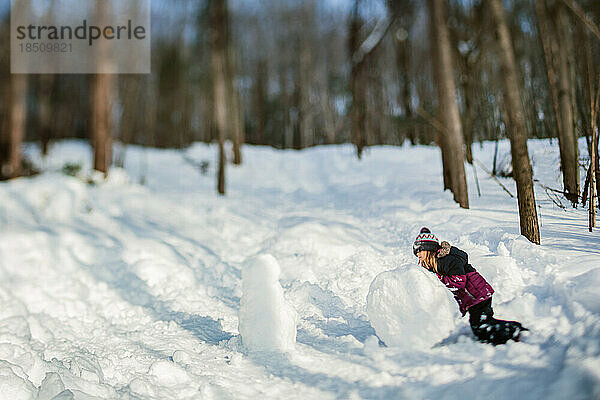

left=434, top=242, right=494, bottom=316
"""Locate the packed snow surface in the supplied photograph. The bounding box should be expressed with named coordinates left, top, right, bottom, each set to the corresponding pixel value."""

left=0, top=139, right=598, bottom=399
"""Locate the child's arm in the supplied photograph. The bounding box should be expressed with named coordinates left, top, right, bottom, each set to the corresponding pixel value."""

left=437, top=249, right=467, bottom=276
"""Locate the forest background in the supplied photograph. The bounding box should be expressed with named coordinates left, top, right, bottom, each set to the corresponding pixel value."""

left=0, top=0, right=599, bottom=242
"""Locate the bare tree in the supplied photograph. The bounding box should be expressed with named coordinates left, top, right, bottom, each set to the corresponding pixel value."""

left=38, top=75, right=54, bottom=156
left=115, top=76, right=142, bottom=167
left=388, top=0, right=416, bottom=144
left=252, top=59, right=267, bottom=145
left=428, top=0, right=469, bottom=208
left=590, top=108, right=597, bottom=231
left=226, top=14, right=243, bottom=164
left=349, top=0, right=367, bottom=158
left=91, top=0, right=113, bottom=176
left=92, top=74, right=113, bottom=175
left=209, top=0, right=229, bottom=195
left=487, top=0, right=541, bottom=244
left=0, top=74, right=27, bottom=179
left=1, top=0, right=28, bottom=180
left=349, top=0, right=395, bottom=158
left=536, top=0, right=579, bottom=204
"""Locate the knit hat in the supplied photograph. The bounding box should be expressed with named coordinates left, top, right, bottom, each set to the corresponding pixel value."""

left=413, top=227, right=440, bottom=256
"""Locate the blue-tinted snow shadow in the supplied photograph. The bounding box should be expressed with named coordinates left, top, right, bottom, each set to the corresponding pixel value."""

left=286, top=283, right=382, bottom=356
left=414, top=343, right=569, bottom=400
left=247, top=343, right=564, bottom=400
left=64, top=231, right=233, bottom=345
left=248, top=352, right=409, bottom=400
left=541, top=224, right=600, bottom=254
left=296, top=316, right=381, bottom=357
left=112, top=214, right=241, bottom=308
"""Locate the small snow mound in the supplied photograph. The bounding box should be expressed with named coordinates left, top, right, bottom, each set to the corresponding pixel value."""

left=37, top=372, right=65, bottom=400
left=199, top=382, right=234, bottom=400
left=105, top=167, right=130, bottom=186
left=148, top=361, right=189, bottom=387
left=172, top=350, right=191, bottom=365
left=48, top=390, right=74, bottom=400
left=366, top=265, right=457, bottom=349
left=570, top=269, right=600, bottom=314
left=239, top=254, right=297, bottom=353
left=129, top=377, right=156, bottom=397
left=0, top=360, right=36, bottom=400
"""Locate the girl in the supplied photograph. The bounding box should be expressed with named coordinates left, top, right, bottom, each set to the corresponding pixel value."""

left=413, top=227, right=527, bottom=345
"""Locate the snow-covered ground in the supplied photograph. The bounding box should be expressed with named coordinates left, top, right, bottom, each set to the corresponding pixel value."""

left=0, top=139, right=598, bottom=399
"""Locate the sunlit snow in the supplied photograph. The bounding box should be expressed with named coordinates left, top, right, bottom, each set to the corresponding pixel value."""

left=0, top=139, right=598, bottom=399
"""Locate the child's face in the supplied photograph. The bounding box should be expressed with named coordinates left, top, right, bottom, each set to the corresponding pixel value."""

left=416, top=250, right=426, bottom=264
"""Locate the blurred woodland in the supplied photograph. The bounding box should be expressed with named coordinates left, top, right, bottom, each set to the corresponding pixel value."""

left=0, top=0, right=599, bottom=241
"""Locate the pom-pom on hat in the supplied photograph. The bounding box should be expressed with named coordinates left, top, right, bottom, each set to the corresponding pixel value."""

left=413, top=227, right=440, bottom=256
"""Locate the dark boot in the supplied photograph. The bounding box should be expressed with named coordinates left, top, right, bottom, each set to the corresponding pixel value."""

left=469, top=299, right=526, bottom=345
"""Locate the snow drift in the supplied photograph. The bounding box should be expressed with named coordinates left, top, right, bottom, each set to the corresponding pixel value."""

left=0, top=139, right=596, bottom=399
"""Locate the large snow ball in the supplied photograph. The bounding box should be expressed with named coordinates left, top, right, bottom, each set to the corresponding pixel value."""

left=239, top=254, right=298, bottom=352
left=366, top=265, right=458, bottom=349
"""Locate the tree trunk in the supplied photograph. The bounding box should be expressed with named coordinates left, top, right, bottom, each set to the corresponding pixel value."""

left=116, top=75, right=142, bottom=167
left=278, top=63, right=293, bottom=149
left=298, top=1, right=316, bottom=149
left=91, top=0, right=113, bottom=176
left=92, top=73, right=112, bottom=175
left=38, top=75, right=54, bottom=156
left=349, top=0, right=367, bottom=159
left=253, top=60, right=267, bottom=145
left=227, top=31, right=242, bottom=164
left=1, top=75, right=27, bottom=179
left=590, top=99, right=597, bottom=231
left=552, top=2, right=579, bottom=203
left=298, top=40, right=314, bottom=149
left=487, top=0, right=540, bottom=244
left=322, top=76, right=338, bottom=145
left=397, top=37, right=415, bottom=145
left=209, top=0, right=228, bottom=195
left=462, top=63, right=475, bottom=164
left=428, top=0, right=469, bottom=209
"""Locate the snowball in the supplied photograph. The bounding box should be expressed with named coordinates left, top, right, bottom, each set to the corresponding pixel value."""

left=238, top=254, right=297, bottom=352
left=148, top=361, right=189, bottom=387
left=366, top=264, right=457, bottom=349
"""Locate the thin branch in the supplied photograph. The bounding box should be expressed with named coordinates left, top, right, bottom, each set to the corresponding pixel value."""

left=352, top=14, right=396, bottom=68
left=472, top=163, right=482, bottom=197
left=560, top=0, right=600, bottom=41
left=534, top=179, right=585, bottom=200
left=544, top=187, right=567, bottom=210
left=473, top=159, right=515, bottom=198
left=582, top=164, right=591, bottom=205
left=415, top=107, right=448, bottom=136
